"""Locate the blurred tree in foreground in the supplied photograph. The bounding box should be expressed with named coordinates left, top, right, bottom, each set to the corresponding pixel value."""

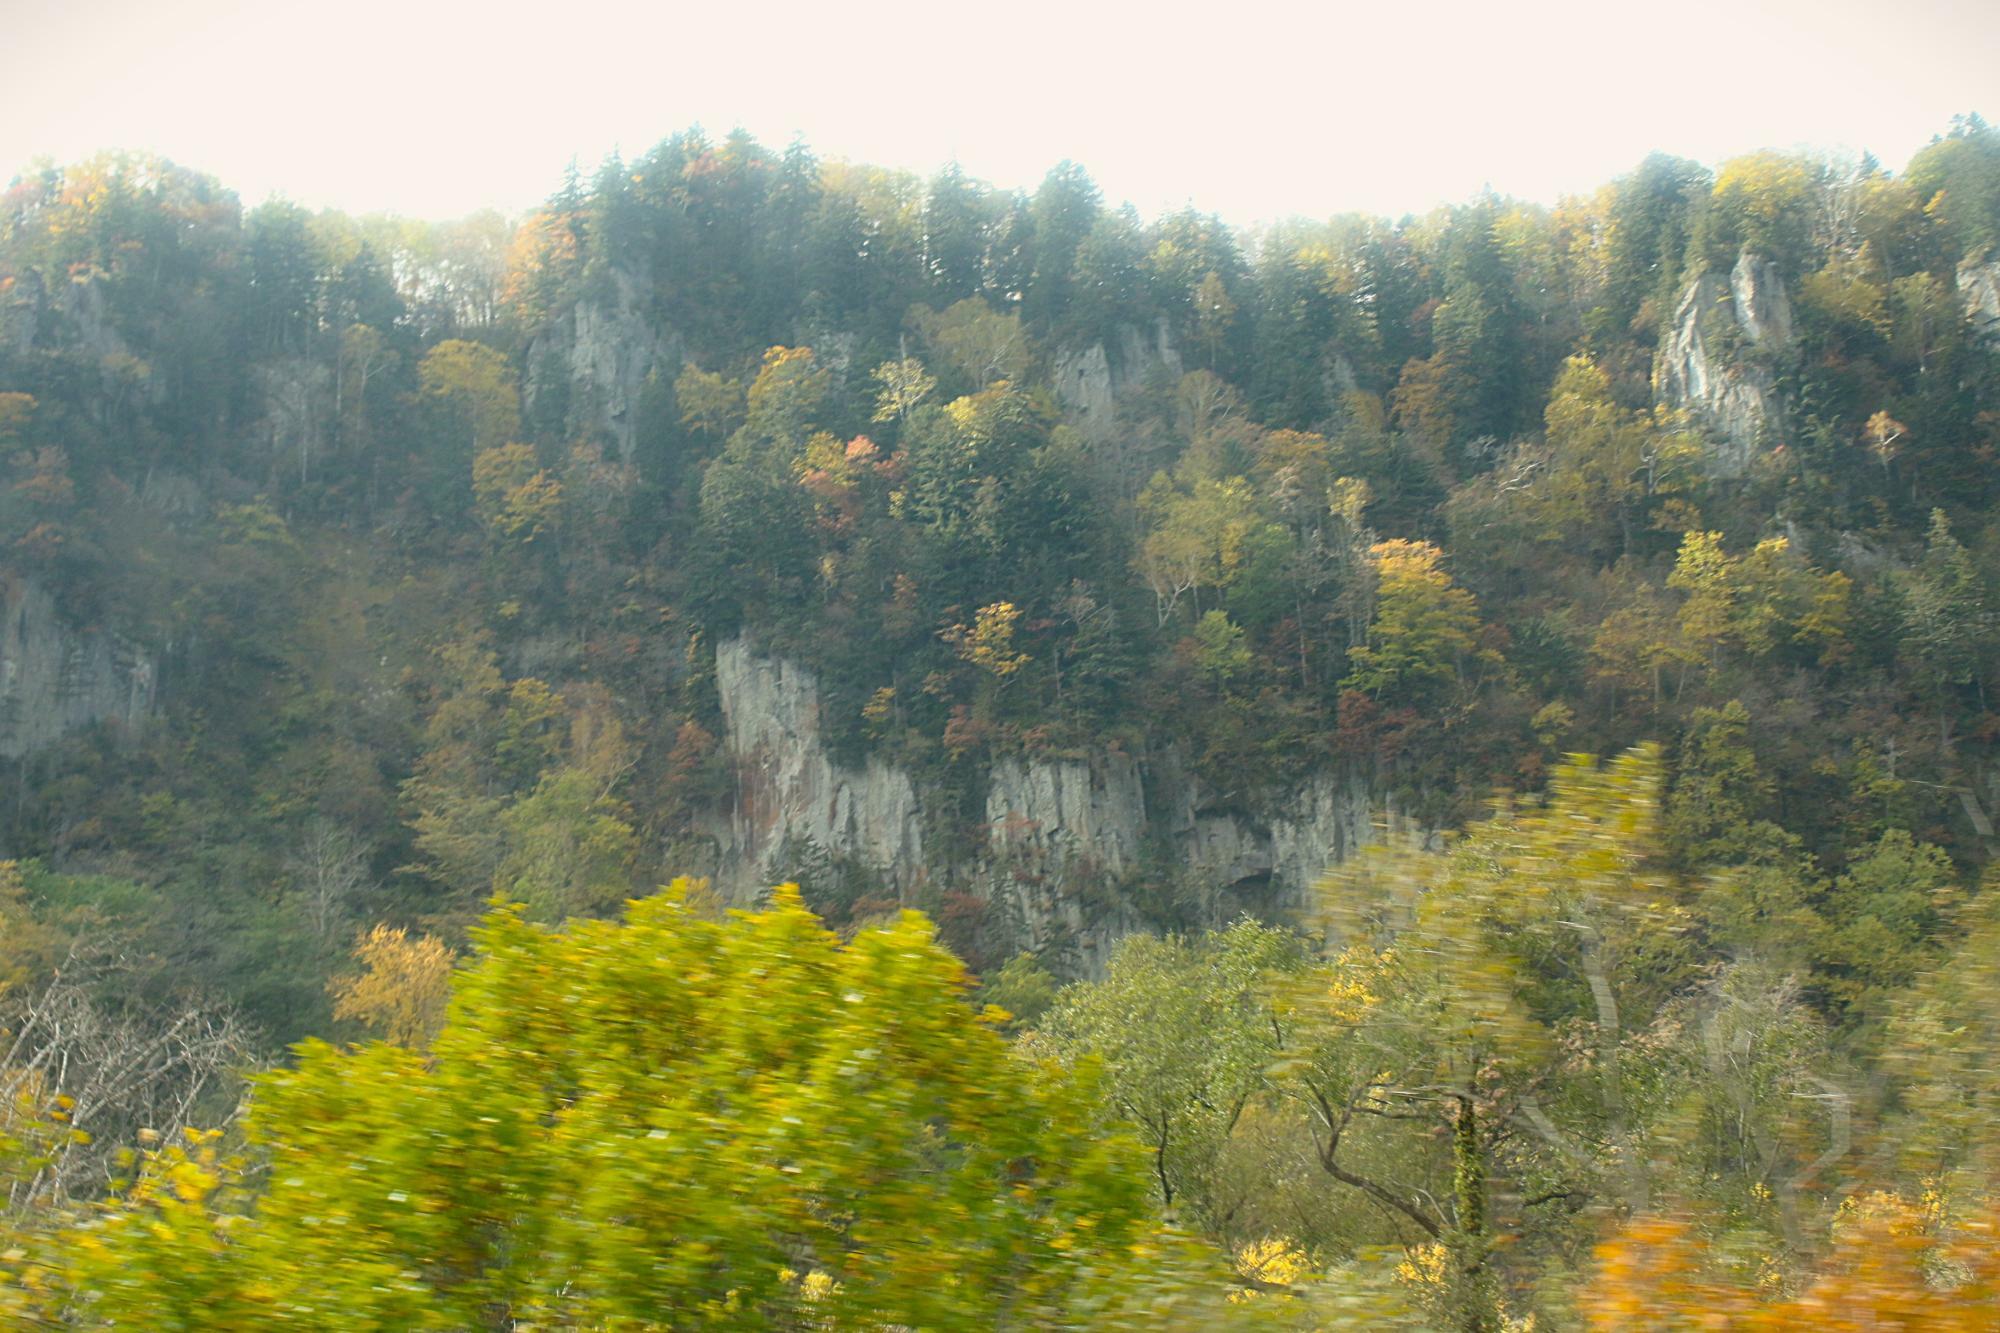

left=5, top=883, right=1256, bottom=1328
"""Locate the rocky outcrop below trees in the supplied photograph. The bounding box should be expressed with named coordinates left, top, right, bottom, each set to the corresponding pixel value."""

left=1655, top=249, right=1795, bottom=476
left=708, top=636, right=926, bottom=899
left=524, top=267, right=681, bottom=464
left=1960, top=254, right=2000, bottom=344
left=2, top=271, right=170, bottom=417
left=0, top=577, right=156, bottom=759
left=1051, top=318, right=1183, bottom=437
left=706, top=634, right=1403, bottom=975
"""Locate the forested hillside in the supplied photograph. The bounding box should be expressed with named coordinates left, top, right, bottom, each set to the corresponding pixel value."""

left=5, top=117, right=2000, bottom=1325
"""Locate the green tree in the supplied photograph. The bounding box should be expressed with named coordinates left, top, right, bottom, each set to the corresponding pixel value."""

left=1703, top=150, right=1821, bottom=273
left=1344, top=539, right=1484, bottom=703
left=1190, top=610, right=1253, bottom=690
left=869, top=356, right=936, bottom=424
left=674, top=364, right=747, bottom=441
left=1539, top=355, right=1698, bottom=555
left=471, top=442, right=562, bottom=544
left=27, top=887, right=1175, bottom=1328
left=1307, top=749, right=1699, bottom=1330
left=1595, top=153, right=1709, bottom=341
left=923, top=162, right=993, bottom=302
left=1905, top=112, right=2000, bottom=259
left=1887, top=880, right=2000, bottom=1190
left=1042, top=921, right=1303, bottom=1224
left=1025, top=161, right=1102, bottom=329
left=1136, top=472, right=1270, bottom=625
left=914, top=299, right=1030, bottom=390
left=1665, top=701, right=1772, bottom=866
left=417, top=339, right=519, bottom=454
left=1898, top=508, right=1991, bottom=747
left=493, top=766, right=639, bottom=920
left=743, top=345, right=829, bottom=446
left=1814, top=829, right=1959, bottom=1025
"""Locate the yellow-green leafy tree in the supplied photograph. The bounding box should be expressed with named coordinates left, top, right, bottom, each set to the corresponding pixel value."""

left=1343, top=539, right=1485, bottom=703
left=417, top=339, right=519, bottom=454
left=21, top=885, right=1195, bottom=1328
left=675, top=364, right=747, bottom=441
left=1303, top=748, right=1698, bottom=1330
left=471, top=442, right=563, bottom=544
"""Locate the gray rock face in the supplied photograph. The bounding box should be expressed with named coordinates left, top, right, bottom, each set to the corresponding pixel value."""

left=1656, top=250, right=1794, bottom=476
left=0, top=270, right=37, bottom=360
left=1322, top=353, right=1361, bottom=415
left=526, top=268, right=680, bottom=464
left=60, top=276, right=134, bottom=364
left=982, top=755, right=1154, bottom=972
left=0, top=577, right=156, bottom=758
left=2, top=271, right=168, bottom=415
left=1267, top=772, right=1391, bottom=910
left=1959, top=256, right=2000, bottom=343
left=708, top=635, right=1403, bottom=974
left=1728, top=250, right=1794, bottom=348
left=985, top=754, right=1147, bottom=880
left=1051, top=318, right=1183, bottom=437
left=137, top=468, right=206, bottom=521
left=710, top=637, right=925, bottom=898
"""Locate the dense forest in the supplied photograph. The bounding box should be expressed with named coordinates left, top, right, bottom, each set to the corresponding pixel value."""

left=4, top=115, right=2000, bottom=1325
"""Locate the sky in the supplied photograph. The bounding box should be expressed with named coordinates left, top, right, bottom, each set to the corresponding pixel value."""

left=3, top=0, right=1996, bottom=227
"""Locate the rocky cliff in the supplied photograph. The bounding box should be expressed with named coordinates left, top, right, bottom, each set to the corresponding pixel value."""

left=524, top=267, right=681, bottom=464
left=708, top=636, right=926, bottom=897
left=1051, top=318, right=1184, bottom=437
left=2, top=271, right=170, bottom=419
left=1960, top=254, right=2000, bottom=344
left=707, top=634, right=1400, bottom=974
left=1655, top=249, right=1795, bottom=476
left=0, top=577, right=156, bottom=759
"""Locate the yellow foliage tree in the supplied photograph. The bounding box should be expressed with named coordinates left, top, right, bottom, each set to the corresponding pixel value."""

left=674, top=364, right=746, bottom=440
left=472, top=443, right=563, bottom=542
left=943, top=601, right=1030, bottom=679
left=418, top=340, right=520, bottom=453
left=329, top=926, right=455, bottom=1048
left=1344, top=539, right=1483, bottom=701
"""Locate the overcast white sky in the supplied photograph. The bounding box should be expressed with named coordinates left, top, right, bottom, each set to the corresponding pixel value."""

left=3, top=0, right=1996, bottom=225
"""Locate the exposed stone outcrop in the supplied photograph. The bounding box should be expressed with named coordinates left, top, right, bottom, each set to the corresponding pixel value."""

left=1169, top=773, right=1394, bottom=917
left=1959, top=255, right=2000, bottom=344
left=525, top=267, right=680, bottom=464
left=0, top=271, right=36, bottom=361
left=1267, top=772, right=1387, bottom=908
left=981, top=755, right=1150, bottom=971
left=1051, top=318, right=1183, bottom=437
left=984, top=755, right=1147, bottom=880
left=1, top=271, right=168, bottom=415
left=137, top=467, right=206, bottom=520
left=708, top=635, right=1404, bottom=975
left=1656, top=250, right=1794, bottom=476
left=0, top=577, right=156, bottom=758
left=1727, top=250, right=1794, bottom=348
left=709, top=637, right=925, bottom=898
left=1321, top=353, right=1361, bottom=417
